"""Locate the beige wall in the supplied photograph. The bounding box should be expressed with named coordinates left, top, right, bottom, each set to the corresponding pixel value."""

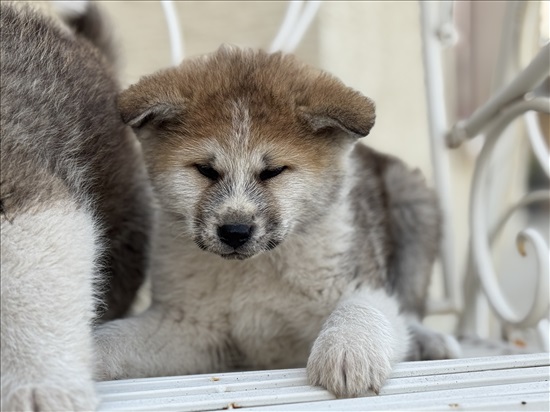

left=318, top=2, right=434, bottom=175
left=101, top=2, right=320, bottom=86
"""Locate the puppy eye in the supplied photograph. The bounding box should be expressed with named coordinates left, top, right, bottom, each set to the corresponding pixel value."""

left=259, top=166, right=287, bottom=181
left=195, top=164, right=220, bottom=181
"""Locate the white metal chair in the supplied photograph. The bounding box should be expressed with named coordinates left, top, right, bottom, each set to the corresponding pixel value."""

left=421, top=1, right=549, bottom=356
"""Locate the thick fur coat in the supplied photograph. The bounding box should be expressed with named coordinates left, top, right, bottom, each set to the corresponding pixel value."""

left=0, top=3, right=152, bottom=410
left=95, top=46, right=459, bottom=397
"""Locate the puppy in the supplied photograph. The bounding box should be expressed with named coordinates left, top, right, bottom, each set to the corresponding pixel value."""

left=95, top=45, right=459, bottom=397
left=1, top=3, right=152, bottom=410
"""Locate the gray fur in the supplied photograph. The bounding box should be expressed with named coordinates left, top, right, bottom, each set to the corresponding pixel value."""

left=94, top=46, right=459, bottom=398
left=1, top=3, right=152, bottom=409
left=0, top=2, right=152, bottom=321
left=349, top=144, right=452, bottom=360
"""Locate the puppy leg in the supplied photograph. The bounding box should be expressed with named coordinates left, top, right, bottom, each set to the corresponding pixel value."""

left=1, top=200, right=99, bottom=411
left=406, top=317, right=461, bottom=361
left=307, top=288, right=409, bottom=398
left=94, top=305, right=227, bottom=380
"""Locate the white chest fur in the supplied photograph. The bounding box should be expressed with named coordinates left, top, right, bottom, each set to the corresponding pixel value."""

left=150, top=201, right=356, bottom=369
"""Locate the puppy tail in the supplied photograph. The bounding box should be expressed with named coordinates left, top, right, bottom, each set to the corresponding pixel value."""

left=52, top=1, right=119, bottom=69
left=384, top=159, right=442, bottom=319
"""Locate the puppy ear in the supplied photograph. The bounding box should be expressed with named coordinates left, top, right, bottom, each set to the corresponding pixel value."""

left=118, top=80, right=186, bottom=129
left=119, top=102, right=183, bottom=129
left=297, top=75, right=376, bottom=138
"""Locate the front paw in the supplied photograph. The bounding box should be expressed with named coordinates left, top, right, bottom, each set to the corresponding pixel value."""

left=306, top=328, right=393, bottom=398
left=2, top=385, right=98, bottom=412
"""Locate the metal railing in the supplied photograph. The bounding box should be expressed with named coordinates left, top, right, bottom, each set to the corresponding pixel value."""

left=420, top=1, right=549, bottom=350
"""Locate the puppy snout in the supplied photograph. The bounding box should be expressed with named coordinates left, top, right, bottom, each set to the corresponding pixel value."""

left=218, top=224, right=254, bottom=249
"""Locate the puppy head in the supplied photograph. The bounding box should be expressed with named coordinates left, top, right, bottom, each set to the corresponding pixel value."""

left=119, top=46, right=375, bottom=260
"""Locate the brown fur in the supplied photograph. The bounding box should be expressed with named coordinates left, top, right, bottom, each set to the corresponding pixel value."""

left=118, top=46, right=374, bottom=176
left=94, top=45, right=457, bottom=398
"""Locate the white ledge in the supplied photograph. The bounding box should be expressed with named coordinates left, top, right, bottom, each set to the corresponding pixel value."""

left=97, top=352, right=550, bottom=411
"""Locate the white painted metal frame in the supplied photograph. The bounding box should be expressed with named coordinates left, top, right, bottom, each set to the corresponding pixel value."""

left=97, top=353, right=550, bottom=411
left=419, top=1, right=462, bottom=316
left=159, top=0, right=322, bottom=66
left=468, top=93, right=549, bottom=328
left=161, top=0, right=184, bottom=65
left=268, top=0, right=321, bottom=53
left=421, top=1, right=549, bottom=350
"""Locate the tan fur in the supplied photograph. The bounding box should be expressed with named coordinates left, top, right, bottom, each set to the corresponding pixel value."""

left=118, top=46, right=374, bottom=176
left=96, top=46, right=458, bottom=398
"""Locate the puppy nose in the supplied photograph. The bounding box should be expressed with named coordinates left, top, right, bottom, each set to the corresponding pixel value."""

left=218, top=224, right=253, bottom=249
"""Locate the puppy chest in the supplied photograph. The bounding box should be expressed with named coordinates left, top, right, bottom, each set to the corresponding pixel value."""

left=228, top=272, right=342, bottom=369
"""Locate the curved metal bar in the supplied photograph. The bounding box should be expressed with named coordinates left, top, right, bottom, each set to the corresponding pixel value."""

left=281, top=1, right=322, bottom=53
left=161, top=0, right=184, bottom=65
left=525, top=111, right=550, bottom=178
left=515, top=228, right=550, bottom=325
left=491, top=191, right=550, bottom=242
left=456, top=191, right=549, bottom=337
left=269, top=1, right=303, bottom=53
left=447, top=43, right=550, bottom=147
left=470, top=98, right=550, bottom=328
left=495, top=192, right=549, bottom=333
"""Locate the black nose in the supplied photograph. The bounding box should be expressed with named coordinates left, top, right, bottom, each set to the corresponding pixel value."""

left=218, top=224, right=253, bottom=249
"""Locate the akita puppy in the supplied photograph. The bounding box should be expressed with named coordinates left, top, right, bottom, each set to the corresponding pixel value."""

left=1, top=3, right=152, bottom=410
left=96, top=45, right=459, bottom=397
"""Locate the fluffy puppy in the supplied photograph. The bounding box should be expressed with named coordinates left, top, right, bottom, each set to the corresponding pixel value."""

left=95, top=45, right=459, bottom=397
left=0, top=3, right=152, bottom=410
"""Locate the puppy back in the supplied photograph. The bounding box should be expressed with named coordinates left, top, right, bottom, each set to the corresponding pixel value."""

left=349, top=144, right=440, bottom=317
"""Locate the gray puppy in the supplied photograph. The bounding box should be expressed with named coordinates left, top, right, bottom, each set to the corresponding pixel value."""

left=95, top=46, right=460, bottom=397
left=0, top=3, right=152, bottom=410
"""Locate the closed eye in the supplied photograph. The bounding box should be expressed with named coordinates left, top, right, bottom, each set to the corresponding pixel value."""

left=195, top=164, right=220, bottom=181
left=259, top=166, right=287, bottom=181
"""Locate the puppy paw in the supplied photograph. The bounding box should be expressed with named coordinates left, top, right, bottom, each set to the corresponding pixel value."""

left=306, top=327, right=393, bottom=398
left=2, top=385, right=98, bottom=412
left=407, top=322, right=462, bottom=361
left=307, top=290, right=409, bottom=398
